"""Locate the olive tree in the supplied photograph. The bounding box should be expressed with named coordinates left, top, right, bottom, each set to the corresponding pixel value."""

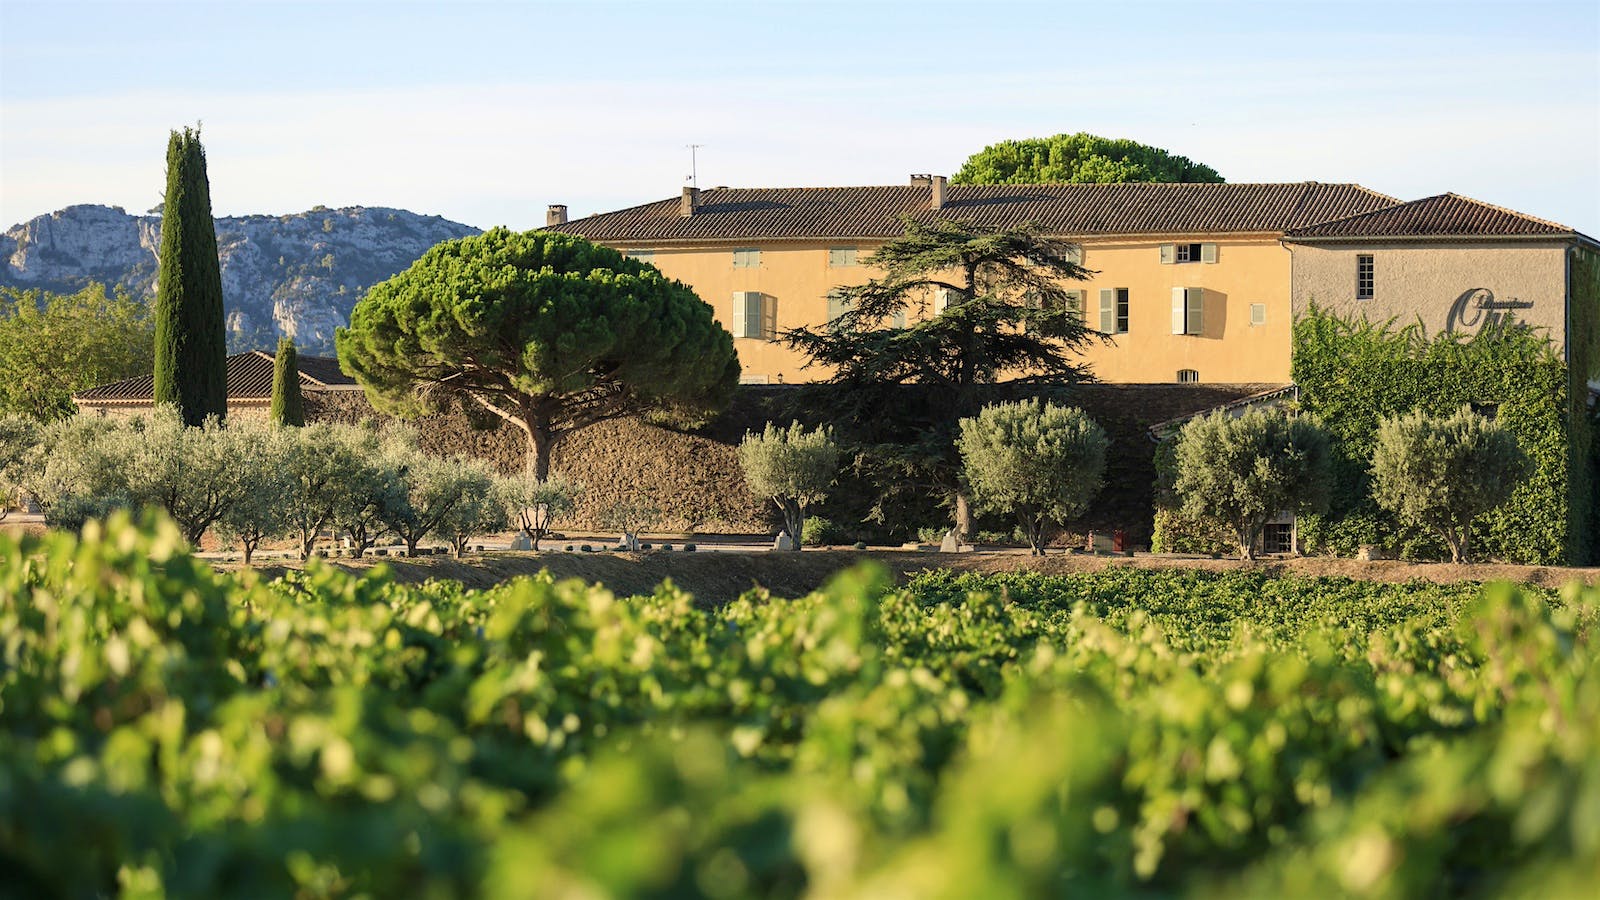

left=1172, top=408, right=1331, bottom=561
left=957, top=399, right=1107, bottom=555
left=331, top=427, right=403, bottom=558
left=114, top=407, right=251, bottom=544
left=1370, top=406, right=1528, bottom=563
left=336, top=228, right=740, bottom=479
left=737, top=422, right=839, bottom=549
left=437, top=462, right=505, bottom=558
left=216, top=422, right=294, bottom=564
left=15, top=415, right=128, bottom=529
left=0, top=415, right=40, bottom=519
left=381, top=442, right=499, bottom=558
left=497, top=472, right=579, bottom=551
left=279, top=423, right=363, bottom=560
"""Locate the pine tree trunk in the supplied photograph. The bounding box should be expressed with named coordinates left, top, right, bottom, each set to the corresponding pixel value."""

left=526, top=418, right=554, bottom=480
left=153, top=128, right=228, bottom=426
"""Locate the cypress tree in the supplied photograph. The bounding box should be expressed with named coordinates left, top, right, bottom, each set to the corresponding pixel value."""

left=269, top=337, right=305, bottom=426
left=153, top=127, right=228, bottom=425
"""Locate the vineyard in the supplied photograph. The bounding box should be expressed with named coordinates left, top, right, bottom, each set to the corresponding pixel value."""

left=3, top=514, right=1598, bottom=897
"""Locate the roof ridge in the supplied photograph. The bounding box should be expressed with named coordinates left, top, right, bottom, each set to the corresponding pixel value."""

left=1435, top=191, right=1573, bottom=232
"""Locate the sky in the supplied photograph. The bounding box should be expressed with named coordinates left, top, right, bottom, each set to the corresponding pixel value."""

left=2, top=0, right=1597, bottom=234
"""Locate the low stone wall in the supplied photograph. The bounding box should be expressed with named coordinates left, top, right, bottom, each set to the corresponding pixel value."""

left=304, top=383, right=1274, bottom=543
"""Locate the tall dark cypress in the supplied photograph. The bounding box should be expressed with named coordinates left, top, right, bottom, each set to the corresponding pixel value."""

left=153, top=127, right=228, bottom=425
left=269, top=337, right=305, bottom=426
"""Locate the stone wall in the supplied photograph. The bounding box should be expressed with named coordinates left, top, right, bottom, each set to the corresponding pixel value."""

left=304, top=383, right=1274, bottom=543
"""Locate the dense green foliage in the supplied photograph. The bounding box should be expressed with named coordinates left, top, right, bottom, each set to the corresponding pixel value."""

left=153, top=127, right=229, bottom=425
left=335, top=228, right=740, bottom=479
left=1172, top=409, right=1332, bottom=560
left=957, top=399, right=1107, bottom=554
left=3, top=516, right=1597, bottom=896
left=738, top=422, right=840, bottom=547
left=784, top=217, right=1097, bottom=537
left=1293, top=306, right=1572, bottom=563
left=1372, top=407, right=1529, bottom=563
left=951, top=133, right=1224, bottom=185
left=1567, top=247, right=1600, bottom=564
left=269, top=337, right=305, bottom=426
left=0, top=283, right=155, bottom=420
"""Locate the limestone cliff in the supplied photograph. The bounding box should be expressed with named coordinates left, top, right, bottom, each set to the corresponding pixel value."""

left=1, top=204, right=480, bottom=354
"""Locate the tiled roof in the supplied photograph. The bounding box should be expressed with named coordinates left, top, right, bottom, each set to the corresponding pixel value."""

left=551, top=182, right=1399, bottom=243
left=1284, top=193, right=1576, bottom=239
left=74, top=351, right=356, bottom=402
left=1147, top=384, right=1299, bottom=436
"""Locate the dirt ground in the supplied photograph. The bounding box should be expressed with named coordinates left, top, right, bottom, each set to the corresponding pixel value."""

left=239, top=548, right=1600, bottom=607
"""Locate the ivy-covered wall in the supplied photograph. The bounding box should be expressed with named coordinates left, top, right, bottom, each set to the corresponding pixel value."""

left=1566, top=246, right=1600, bottom=565
left=1291, top=306, right=1578, bottom=565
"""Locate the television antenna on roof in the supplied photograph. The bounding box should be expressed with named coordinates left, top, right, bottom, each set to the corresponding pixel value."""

left=686, top=144, right=703, bottom=189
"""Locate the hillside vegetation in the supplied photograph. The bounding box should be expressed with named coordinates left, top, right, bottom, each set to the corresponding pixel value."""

left=2, top=514, right=1597, bottom=896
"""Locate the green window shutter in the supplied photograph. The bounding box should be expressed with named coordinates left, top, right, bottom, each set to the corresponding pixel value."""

left=1159, top=244, right=1176, bottom=265
left=762, top=294, right=777, bottom=339
left=1099, top=289, right=1116, bottom=332
left=1186, top=288, right=1204, bottom=334
left=1200, top=243, right=1218, bottom=264
left=1171, top=287, right=1187, bottom=334
left=1064, top=290, right=1083, bottom=322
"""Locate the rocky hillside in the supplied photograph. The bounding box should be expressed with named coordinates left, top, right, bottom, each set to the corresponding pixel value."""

left=1, top=204, right=480, bottom=354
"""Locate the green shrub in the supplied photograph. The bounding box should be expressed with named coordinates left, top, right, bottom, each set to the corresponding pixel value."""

left=958, top=399, right=1108, bottom=555
left=738, top=421, right=839, bottom=548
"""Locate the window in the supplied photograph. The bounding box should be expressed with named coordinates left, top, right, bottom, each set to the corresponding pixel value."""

left=1063, top=289, right=1084, bottom=323
left=1356, top=254, right=1374, bottom=300
left=825, top=291, right=852, bottom=331
left=625, top=249, right=655, bottom=263
left=1099, top=288, right=1130, bottom=334
left=1250, top=303, right=1267, bottom=326
left=933, top=288, right=956, bottom=315
left=733, top=247, right=761, bottom=268
left=1262, top=522, right=1294, bottom=555
left=732, top=291, right=776, bottom=339
left=1170, top=287, right=1203, bottom=335
left=889, top=309, right=907, bottom=329
left=1160, top=242, right=1218, bottom=265
left=1177, top=369, right=1200, bottom=383
left=828, top=246, right=858, bottom=267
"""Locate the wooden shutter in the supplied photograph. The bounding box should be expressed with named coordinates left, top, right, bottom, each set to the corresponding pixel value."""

left=1186, top=288, right=1204, bottom=334
left=1064, top=290, right=1083, bottom=322
left=762, top=295, right=777, bottom=339
left=1159, top=244, right=1176, bottom=265
left=732, top=292, right=750, bottom=338
left=1201, top=243, right=1218, bottom=264
left=1099, top=289, right=1116, bottom=332
left=1171, top=287, right=1188, bottom=334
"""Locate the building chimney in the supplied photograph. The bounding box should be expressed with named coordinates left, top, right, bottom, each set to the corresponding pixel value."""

left=909, top=173, right=932, bottom=187
left=545, top=204, right=568, bottom=227
left=930, top=175, right=947, bottom=211
left=680, top=186, right=699, bottom=217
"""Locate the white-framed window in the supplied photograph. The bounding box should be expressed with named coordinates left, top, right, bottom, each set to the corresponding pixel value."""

left=828, top=246, right=858, bottom=267
left=1099, top=288, right=1130, bottom=334
left=732, top=291, right=777, bottom=339
left=933, top=287, right=957, bottom=315
left=1063, top=289, right=1084, bottom=323
left=625, top=249, right=655, bottom=263
left=1170, top=287, right=1204, bottom=335
left=733, top=247, right=761, bottom=268
left=1356, top=254, right=1375, bottom=300
left=1160, top=242, right=1218, bottom=265
left=1177, top=369, right=1200, bottom=383
left=889, top=309, right=907, bottom=329
left=1250, top=303, right=1267, bottom=326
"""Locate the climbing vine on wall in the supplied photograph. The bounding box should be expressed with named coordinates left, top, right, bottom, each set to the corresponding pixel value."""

left=1292, top=305, right=1573, bottom=564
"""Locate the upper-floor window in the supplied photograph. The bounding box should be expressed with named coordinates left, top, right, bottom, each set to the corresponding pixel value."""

left=1250, top=303, right=1267, bottom=326
left=733, top=247, right=761, bottom=268
left=1356, top=254, right=1375, bottom=300
left=1161, top=242, right=1217, bottom=265
left=1177, top=369, right=1200, bottom=383
left=828, top=246, right=858, bottom=267
left=732, top=291, right=776, bottom=339
left=625, top=249, right=655, bottom=263
left=1171, top=287, right=1204, bottom=335
left=1099, top=288, right=1130, bottom=334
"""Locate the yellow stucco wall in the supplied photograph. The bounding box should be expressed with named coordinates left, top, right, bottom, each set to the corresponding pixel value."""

left=613, top=236, right=1295, bottom=385
left=1287, top=241, right=1570, bottom=350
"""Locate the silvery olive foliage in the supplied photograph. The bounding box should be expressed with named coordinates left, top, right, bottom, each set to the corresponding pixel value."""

left=737, top=421, right=839, bottom=548
left=957, top=399, right=1107, bottom=555
left=1370, top=406, right=1528, bottom=564
left=497, top=472, right=579, bottom=552
left=1172, top=408, right=1331, bottom=560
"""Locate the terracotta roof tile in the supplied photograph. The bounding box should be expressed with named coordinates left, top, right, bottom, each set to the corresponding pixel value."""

left=1284, top=193, right=1575, bottom=239
left=74, top=351, right=356, bottom=402
left=550, top=182, right=1400, bottom=243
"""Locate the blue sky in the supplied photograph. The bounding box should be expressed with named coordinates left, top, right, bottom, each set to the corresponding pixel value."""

left=3, top=0, right=1597, bottom=233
